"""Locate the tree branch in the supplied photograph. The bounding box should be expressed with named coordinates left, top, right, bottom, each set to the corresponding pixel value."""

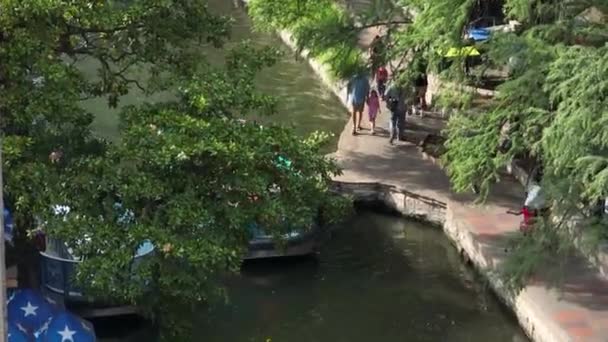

left=67, top=23, right=144, bottom=35
left=355, top=19, right=412, bottom=30
left=118, top=74, right=146, bottom=93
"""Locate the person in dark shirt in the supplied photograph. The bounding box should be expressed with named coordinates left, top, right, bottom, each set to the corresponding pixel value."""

left=385, top=79, right=413, bottom=144
left=369, top=35, right=385, bottom=80
left=376, top=65, right=388, bottom=99
left=414, top=60, right=428, bottom=111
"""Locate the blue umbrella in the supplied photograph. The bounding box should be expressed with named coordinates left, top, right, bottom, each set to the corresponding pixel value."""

left=4, top=205, right=14, bottom=243
left=8, top=289, right=56, bottom=334
left=37, top=311, right=95, bottom=342
left=8, top=321, right=31, bottom=342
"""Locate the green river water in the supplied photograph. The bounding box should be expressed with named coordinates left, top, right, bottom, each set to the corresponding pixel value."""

left=89, top=1, right=526, bottom=341
left=197, top=211, right=526, bottom=342
left=84, top=0, right=347, bottom=150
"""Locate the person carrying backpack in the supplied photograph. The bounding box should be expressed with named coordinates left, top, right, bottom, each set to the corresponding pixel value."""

left=385, top=79, right=412, bottom=144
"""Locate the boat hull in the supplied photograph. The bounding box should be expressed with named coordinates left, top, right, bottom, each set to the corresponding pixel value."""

left=38, top=225, right=327, bottom=314
left=244, top=225, right=326, bottom=260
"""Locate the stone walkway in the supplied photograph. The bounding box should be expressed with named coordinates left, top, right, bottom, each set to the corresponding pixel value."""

left=329, top=24, right=608, bottom=342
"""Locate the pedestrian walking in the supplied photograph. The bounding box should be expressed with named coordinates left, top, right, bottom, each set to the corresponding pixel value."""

left=369, top=35, right=385, bottom=79
left=366, top=89, right=381, bottom=134
left=414, top=65, right=428, bottom=111
left=346, top=72, right=370, bottom=135
left=385, top=80, right=413, bottom=144
left=376, top=65, right=388, bottom=99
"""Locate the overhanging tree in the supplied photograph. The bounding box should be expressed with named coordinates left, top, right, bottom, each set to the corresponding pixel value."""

left=1, top=0, right=349, bottom=338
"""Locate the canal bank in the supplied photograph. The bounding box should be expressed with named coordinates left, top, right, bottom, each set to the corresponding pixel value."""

left=239, top=1, right=608, bottom=341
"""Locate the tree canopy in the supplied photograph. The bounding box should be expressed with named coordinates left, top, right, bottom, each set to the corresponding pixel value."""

left=1, top=0, right=349, bottom=338
left=249, top=0, right=608, bottom=284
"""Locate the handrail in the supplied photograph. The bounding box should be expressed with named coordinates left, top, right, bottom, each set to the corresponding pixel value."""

left=41, top=250, right=151, bottom=262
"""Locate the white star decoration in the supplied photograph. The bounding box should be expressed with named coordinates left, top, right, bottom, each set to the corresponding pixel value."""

left=21, top=301, right=38, bottom=317
left=58, top=325, right=76, bottom=342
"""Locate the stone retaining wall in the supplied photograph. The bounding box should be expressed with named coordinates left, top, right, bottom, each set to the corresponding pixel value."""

left=330, top=181, right=446, bottom=225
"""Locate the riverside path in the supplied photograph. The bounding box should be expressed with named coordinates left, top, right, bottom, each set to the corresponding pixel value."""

left=329, top=16, right=608, bottom=342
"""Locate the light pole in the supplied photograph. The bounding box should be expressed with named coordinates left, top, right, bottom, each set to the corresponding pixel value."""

left=0, top=139, right=7, bottom=342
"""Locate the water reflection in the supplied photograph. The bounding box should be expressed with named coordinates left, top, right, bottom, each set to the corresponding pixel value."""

left=208, top=0, right=347, bottom=150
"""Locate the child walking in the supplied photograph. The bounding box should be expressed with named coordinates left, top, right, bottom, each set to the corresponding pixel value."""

left=366, top=90, right=381, bottom=134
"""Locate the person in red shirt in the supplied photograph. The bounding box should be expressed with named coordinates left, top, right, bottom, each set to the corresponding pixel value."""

left=376, top=65, right=388, bottom=99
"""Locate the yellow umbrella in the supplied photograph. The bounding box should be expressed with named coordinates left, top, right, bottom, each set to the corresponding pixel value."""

left=440, top=46, right=480, bottom=57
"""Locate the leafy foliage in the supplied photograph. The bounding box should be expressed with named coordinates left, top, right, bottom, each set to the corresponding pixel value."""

left=1, top=0, right=350, bottom=338
left=501, top=219, right=571, bottom=289
left=420, top=0, right=607, bottom=285
left=248, top=0, right=383, bottom=78
left=431, top=0, right=607, bottom=284
left=44, top=107, right=346, bottom=339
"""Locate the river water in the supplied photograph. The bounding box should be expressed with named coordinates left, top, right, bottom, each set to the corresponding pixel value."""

left=196, top=211, right=526, bottom=342
left=91, top=1, right=526, bottom=340
left=85, top=0, right=347, bottom=150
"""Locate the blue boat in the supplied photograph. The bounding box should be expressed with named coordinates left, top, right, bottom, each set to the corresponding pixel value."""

left=39, top=155, right=324, bottom=312
left=38, top=204, right=154, bottom=317
left=246, top=220, right=325, bottom=260
left=245, top=155, right=326, bottom=259
left=39, top=237, right=154, bottom=318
